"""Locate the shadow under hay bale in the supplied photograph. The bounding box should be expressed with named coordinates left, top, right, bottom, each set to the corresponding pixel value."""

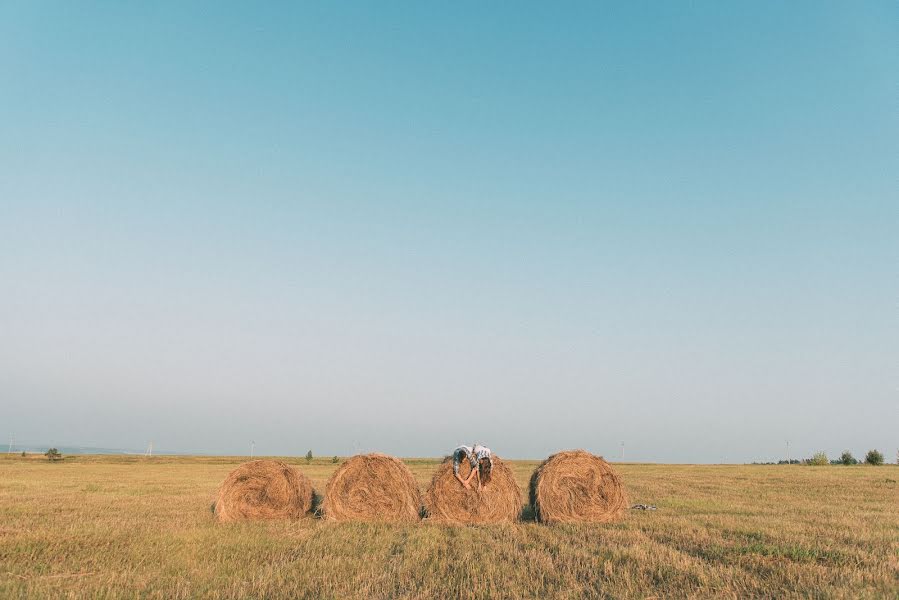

left=214, top=459, right=314, bottom=522
left=321, top=453, right=421, bottom=523
left=529, top=450, right=627, bottom=524
left=424, top=456, right=522, bottom=525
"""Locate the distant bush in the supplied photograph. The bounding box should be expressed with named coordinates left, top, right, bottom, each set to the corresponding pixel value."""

left=777, top=459, right=800, bottom=465
left=45, top=448, right=62, bottom=462
left=807, top=452, right=828, bottom=466
left=332, top=456, right=339, bottom=464
left=21, top=451, right=26, bottom=457
left=305, top=450, right=313, bottom=464
left=864, top=449, right=884, bottom=466
left=839, top=451, right=857, bottom=466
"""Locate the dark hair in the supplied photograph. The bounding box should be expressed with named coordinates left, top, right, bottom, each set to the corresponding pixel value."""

left=479, top=459, right=493, bottom=484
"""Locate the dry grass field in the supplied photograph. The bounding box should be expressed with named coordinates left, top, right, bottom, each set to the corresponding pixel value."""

left=1, top=454, right=896, bottom=599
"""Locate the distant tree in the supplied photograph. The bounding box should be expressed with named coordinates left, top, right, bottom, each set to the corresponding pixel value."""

left=21, top=451, right=26, bottom=457
left=808, top=452, right=828, bottom=466
left=839, top=451, right=857, bottom=466
left=45, top=448, right=62, bottom=462
left=864, top=449, right=884, bottom=466
left=332, top=456, right=339, bottom=464
left=305, top=450, right=313, bottom=464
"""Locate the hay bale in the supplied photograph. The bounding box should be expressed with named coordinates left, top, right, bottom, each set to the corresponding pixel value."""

left=321, top=453, right=421, bottom=523
left=214, top=459, right=313, bottom=522
left=529, top=450, right=627, bottom=524
left=424, top=455, right=522, bottom=524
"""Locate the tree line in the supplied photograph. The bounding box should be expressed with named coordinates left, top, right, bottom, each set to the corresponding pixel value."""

left=754, top=449, right=890, bottom=466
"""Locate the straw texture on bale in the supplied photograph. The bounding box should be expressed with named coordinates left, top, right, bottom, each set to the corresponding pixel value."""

left=321, top=453, right=421, bottom=522
left=424, top=455, right=522, bottom=524
left=214, top=460, right=313, bottom=522
left=529, top=450, right=627, bottom=524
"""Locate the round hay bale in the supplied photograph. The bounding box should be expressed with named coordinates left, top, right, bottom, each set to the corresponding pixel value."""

left=529, top=450, right=627, bottom=524
left=424, top=455, right=522, bottom=524
left=321, top=453, right=421, bottom=523
left=214, top=459, right=313, bottom=522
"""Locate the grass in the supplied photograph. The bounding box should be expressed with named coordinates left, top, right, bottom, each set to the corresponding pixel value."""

left=1, top=455, right=896, bottom=599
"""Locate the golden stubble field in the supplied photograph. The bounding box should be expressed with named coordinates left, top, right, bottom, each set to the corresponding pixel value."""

left=0, top=454, right=896, bottom=599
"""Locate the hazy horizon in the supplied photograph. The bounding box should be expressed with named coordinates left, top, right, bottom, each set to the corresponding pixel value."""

left=2, top=3, right=896, bottom=463
left=6, top=441, right=894, bottom=464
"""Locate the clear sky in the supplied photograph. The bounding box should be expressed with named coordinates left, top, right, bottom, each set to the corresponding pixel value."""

left=1, top=2, right=896, bottom=462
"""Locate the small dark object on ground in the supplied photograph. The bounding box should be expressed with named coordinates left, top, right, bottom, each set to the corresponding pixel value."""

left=631, top=504, right=657, bottom=510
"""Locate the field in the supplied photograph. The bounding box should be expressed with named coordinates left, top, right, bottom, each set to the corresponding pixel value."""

left=1, top=455, right=896, bottom=599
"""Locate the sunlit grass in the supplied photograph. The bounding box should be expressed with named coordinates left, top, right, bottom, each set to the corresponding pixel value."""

left=1, top=455, right=896, bottom=598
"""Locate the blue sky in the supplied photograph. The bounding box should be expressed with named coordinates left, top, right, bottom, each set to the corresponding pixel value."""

left=1, top=2, right=896, bottom=461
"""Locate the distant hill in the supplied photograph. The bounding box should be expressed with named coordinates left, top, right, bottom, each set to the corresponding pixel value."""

left=12, top=444, right=190, bottom=456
